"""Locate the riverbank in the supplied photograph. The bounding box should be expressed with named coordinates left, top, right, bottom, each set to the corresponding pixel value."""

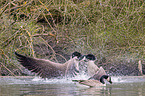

left=0, top=0, right=144, bottom=76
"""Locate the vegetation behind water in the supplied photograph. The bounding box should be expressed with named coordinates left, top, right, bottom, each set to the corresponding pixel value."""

left=0, top=0, right=144, bottom=76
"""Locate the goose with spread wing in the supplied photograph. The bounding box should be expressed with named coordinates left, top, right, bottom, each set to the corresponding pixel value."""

left=15, top=51, right=83, bottom=79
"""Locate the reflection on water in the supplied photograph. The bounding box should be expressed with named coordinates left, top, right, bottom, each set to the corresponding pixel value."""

left=0, top=76, right=145, bottom=96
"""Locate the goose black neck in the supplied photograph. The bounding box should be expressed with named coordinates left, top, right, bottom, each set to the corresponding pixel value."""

left=100, top=75, right=109, bottom=84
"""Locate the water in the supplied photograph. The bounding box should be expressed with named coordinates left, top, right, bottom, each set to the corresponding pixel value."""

left=0, top=76, right=145, bottom=96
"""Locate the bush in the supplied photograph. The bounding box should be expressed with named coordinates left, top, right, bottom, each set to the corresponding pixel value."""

left=0, top=0, right=144, bottom=76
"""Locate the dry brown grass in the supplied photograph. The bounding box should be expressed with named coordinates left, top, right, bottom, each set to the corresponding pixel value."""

left=0, top=0, right=144, bottom=76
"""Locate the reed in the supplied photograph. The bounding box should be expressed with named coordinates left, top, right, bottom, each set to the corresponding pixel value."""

left=0, top=0, right=144, bottom=76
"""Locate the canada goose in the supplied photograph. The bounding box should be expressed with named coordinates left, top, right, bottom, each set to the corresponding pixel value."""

left=15, top=51, right=83, bottom=78
left=72, top=75, right=112, bottom=87
left=85, top=54, right=100, bottom=77
left=73, top=54, right=112, bottom=87
left=84, top=54, right=111, bottom=81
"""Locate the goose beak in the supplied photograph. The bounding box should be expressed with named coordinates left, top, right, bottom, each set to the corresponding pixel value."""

left=79, top=55, right=86, bottom=61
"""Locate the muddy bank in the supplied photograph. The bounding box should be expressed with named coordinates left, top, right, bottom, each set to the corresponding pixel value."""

left=98, top=59, right=145, bottom=76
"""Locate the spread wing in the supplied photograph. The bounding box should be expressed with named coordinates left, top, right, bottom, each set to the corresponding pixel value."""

left=90, top=67, right=107, bottom=80
left=64, top=61, right=80, bottom=78
left=15, top=52, right=66, bottom=78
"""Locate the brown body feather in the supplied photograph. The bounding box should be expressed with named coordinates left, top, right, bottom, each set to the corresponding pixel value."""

left=87, top=61, right=100, bottom=77
left=90, top=67, right=107, bottom=80
left=86, top=60, right=107, bottom=80
left=72, top=80, right=105, bottom=87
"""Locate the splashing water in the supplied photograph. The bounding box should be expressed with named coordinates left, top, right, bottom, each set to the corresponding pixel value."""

left=30, top=62, right=90, bottom=84
left=111, top=76, right=145, bottom=84
left=31, top=73, right=90, bottom=84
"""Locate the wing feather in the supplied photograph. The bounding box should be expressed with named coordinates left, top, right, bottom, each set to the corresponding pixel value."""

left=15, top=52, right=65, bottom=78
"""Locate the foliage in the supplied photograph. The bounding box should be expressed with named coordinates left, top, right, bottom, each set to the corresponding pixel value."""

left=0, top=0, right=144, bottom=76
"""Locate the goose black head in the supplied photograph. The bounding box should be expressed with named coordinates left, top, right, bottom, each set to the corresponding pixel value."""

left=72, top=51, right=83, bottom=60
left=100, top=75, right=112, bottom=84
left=86, top=54, right=96, bottom=60
left=84, top=54, right=96, bottom=62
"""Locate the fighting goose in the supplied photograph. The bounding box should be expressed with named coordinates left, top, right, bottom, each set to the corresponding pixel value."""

left=72, top=54, right=112, bottom=87
left=15, top=51, right=83, bottom=78
left=72, top=75, right=112, bottom=87
left=84, top=54, right=100, bottom=77
left=83, top=54, right=112, bottom=81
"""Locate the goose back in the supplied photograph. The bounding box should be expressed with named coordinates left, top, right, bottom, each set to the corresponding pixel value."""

left=72, top=80, right=105, bottom=87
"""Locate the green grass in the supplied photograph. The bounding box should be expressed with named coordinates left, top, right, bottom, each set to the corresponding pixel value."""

left=0, top=0, right=144, bottom=76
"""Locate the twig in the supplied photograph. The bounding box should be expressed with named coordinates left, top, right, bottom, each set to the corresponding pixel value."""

left=39, top=36, right=57, bottom=62
left=138, top=60, right=143, bottom=75
left=0, top=62, right=16, bottom=76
